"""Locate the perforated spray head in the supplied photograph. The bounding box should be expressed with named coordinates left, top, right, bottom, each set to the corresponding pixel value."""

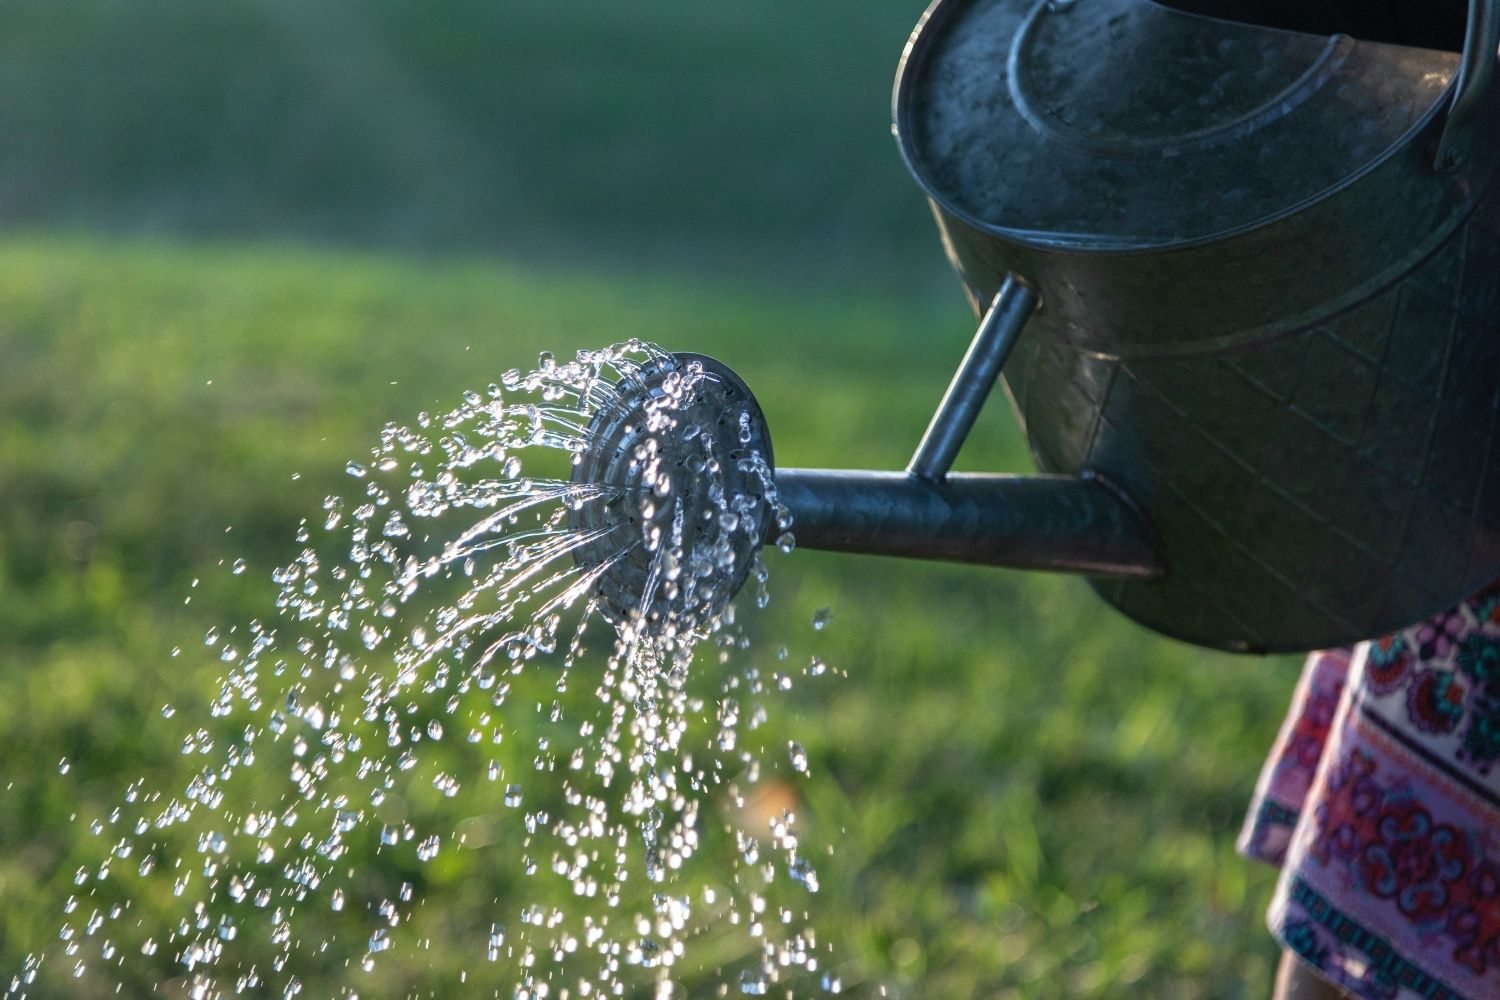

left=570, top=353, right=774, bottom=637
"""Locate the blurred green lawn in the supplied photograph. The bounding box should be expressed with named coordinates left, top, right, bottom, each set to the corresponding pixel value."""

left=0, top=1, right=1304, bottom=996
left=0, top=0, right=940, bottom=292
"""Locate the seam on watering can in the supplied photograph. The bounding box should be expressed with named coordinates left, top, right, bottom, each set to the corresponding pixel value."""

left=1415, top=285, right=1463, bottom=507
left=1107, top=395, right=1383, bottom=647
left=1077, top=362, right=1119, bottom=475
left=1456, top=359, right=1499, bottom=581
left=1185, top=530, right=1500, bottom=655
left=1060, top=194, right=1494, bottom=365
left=1208, top=338, right=1406, bottom=619
left=1015, top=325, right=1050, bottom=457
left=1469, top=389, right=1500, bottom=549
left=1222, top=297, right=1496, bottom=633
left=998, top=366, right=1027, bottom=438
left=1084, top=580, right=1263, bottom=652
left=1234, top=281, right=1452, bottom=491
left=1103, top=289, right=1466, bottom=563
left=1193, top=481, right=1368, bottom=636
left=1078, top=467, right=1168, bottom=579
left=1285, top=326, right=1390, bottom=449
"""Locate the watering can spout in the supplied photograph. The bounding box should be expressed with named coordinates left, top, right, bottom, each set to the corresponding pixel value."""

left=570, top=273, right=1162, bottom=636
left=771, top=469, right=1162, bottom=579
left=765, top=275, right=1161, bottom=579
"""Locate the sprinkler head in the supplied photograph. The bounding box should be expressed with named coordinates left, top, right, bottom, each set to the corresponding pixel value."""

left=570, top=352, right=774, bottom=636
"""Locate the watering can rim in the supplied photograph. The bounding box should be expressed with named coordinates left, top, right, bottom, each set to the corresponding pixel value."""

left=891, top=0, right=1500, bottom=255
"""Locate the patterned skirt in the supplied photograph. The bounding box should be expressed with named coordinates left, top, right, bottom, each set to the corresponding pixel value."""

left=1239, top=583, right=1500, bottom=999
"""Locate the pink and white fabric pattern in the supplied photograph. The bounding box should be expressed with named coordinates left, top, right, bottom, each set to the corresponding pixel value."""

left=1240, top=582, right=1500, bottom=999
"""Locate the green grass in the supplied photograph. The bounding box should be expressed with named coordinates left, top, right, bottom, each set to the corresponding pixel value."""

left=0, top=235, right=1301, bottom=998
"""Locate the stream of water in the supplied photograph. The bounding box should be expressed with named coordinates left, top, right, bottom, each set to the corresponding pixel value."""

left=7, top=342, right=838, bottom=999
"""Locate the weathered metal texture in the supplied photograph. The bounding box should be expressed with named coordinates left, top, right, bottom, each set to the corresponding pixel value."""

left=909, top=276, right=1039, bottom=481
left=774, top=469, right=1164, bottom=578
left=896, top=0, right=1500, bottom=651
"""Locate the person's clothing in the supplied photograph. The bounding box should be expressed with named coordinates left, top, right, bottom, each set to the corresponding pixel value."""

left=1240, top=582, right=1500, bottom=1000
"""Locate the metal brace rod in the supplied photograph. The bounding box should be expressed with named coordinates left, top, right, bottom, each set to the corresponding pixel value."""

left=772, top=468, right=1165, bottom=579
left=907, top=274, right=1038, bottom=482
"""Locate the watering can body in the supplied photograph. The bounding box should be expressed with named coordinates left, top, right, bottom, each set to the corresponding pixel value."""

left=888, top=0, right=1500, bottom=652
left=575, top=0, right=1500, bottom=654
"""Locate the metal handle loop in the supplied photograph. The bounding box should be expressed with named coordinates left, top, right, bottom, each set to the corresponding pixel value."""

left=1435, top=0, right=1500, bottom=172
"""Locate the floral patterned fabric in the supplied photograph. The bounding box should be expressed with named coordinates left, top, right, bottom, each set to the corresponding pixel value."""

left=1240, top=583, right=1500, bottom=999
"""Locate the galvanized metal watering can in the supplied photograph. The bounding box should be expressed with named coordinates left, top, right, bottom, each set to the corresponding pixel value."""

left=579, top=0, right=1500, bottom=653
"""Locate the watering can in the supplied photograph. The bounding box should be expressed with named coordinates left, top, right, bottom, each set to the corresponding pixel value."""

left=576, top=0, right=1500, bottom=654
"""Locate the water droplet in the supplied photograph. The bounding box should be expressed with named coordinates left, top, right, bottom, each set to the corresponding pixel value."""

left=788, top=742, right=809, bottom=775
left=738, top=971, right=769, bottom=995
left=812, top=607, right=833, bottom=630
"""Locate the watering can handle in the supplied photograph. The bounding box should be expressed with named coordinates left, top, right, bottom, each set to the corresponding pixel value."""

left=1435, top=0, right=1500, bottom=172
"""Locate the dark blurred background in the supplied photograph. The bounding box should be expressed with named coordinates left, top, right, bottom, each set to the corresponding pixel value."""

left=0, top=0, right=949, bottom=290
